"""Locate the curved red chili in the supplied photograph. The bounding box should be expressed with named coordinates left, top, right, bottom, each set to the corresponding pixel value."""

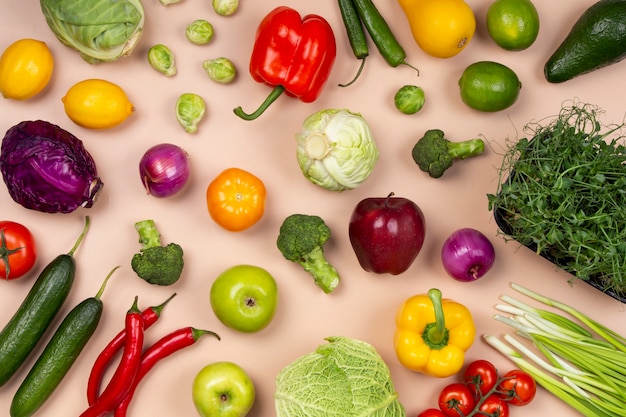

left=86, top=293, right=176, bottom=405
left=113, top=327, right=220, bottom=417
left=79, top=297, right=144, bottom=417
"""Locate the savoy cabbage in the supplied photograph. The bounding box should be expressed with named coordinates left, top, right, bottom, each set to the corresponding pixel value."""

left=274, top=336, right=406, bottom=416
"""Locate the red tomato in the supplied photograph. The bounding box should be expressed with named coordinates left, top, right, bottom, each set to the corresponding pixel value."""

left=438, top=383, right=475, bottom=417
left=463, top=359, right=499, bottom=397
left=0, top=221, right=36, bottom=280
left=479, top=394, right=510, bottom=417
left=417, top=408, right=446, bottom=417
left=498, top=369, right=537, bottom=406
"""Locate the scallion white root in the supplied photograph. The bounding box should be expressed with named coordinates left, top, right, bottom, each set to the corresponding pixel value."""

left=484, top=282, right=626, bottom=417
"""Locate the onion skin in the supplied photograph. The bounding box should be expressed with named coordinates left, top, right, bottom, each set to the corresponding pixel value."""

left=139, top=143, right=190, bottom=198
left=441, top=228, right=495, bottom=282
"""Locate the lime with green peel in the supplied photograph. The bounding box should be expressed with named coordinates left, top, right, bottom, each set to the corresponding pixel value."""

left=458, top=61, right=521, bottom=112
left=486, top=0, right=540, bottom=51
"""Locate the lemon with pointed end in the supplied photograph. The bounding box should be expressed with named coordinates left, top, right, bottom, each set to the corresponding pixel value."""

left=62, top=79, right=134, bottom=129
left=459, top=61, right=522, bottom=112
left=487, top=0, right=540, bottom=51
left=399, top=0, right=476, bottom=58
left=0, top=38, right=54, bottom=100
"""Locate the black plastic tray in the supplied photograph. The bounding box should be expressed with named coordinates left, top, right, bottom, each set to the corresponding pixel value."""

left=493, top=207, right=626, bottom=304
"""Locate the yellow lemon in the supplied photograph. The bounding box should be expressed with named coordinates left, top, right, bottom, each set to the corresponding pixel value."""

left=0, top=38, right=54, bottom=100
left=399, top=0, right=476, bottom=58
left=486, top=0, right=540, bottom=51
left=62, top=79, right=134, bottom=129
left=458, top=61, right=522, bottom=112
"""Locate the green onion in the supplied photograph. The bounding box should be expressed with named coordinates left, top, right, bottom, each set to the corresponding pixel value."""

left=484, top=282, right=626, bottom=417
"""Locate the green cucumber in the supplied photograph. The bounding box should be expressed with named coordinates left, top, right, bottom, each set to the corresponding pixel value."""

left=10, top=266, right=116, bottom=417
left=0, top=217, right=90, bottom=387
left=545, top=0, right=626, bottom=83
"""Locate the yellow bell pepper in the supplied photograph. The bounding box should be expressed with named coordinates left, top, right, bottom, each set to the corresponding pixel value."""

left=394, top=288, right=475, bottom=377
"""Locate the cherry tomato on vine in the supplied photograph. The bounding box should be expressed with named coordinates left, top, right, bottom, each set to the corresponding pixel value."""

left=463, top=359, right=499, bottom=397
left=417, top=408, right=446, bottom=417
left=479, top=394, right=510, bottom=417
left=438, top=382, right=475, bottom=417
left=498, top=369, right=537, bottom=406
left=0, top=221, right=37, bottom=280
left=206, top=167, right=266, bottom=232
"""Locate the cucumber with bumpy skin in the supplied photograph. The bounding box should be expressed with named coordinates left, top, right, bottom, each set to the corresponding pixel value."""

left=0, top=217, right=90, bottom=387
left=545, top=0, right=626, bottom=83
left=10, top=266, right=116, bottom=417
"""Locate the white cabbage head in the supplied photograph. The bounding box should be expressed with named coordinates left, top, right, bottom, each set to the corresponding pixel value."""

left=296, top=108, right=379, bottom=191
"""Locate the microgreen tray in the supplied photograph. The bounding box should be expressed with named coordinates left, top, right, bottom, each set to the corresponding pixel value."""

left=493, top=206, right=626, bottom=304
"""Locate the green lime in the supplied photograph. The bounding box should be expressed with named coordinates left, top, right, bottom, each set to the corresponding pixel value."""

left=458, top=61, right=522, bottom=112
left=486, top=0, right=540, bottom=51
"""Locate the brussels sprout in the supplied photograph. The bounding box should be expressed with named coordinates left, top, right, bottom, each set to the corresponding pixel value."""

left=185, top=20, right=214, bottom=45
left=212, top=0, right=239, bottom=16
left=394, top=85, right=425, bottom=115
left=296, top=109, right=379, bottom=191
left=147, top=44, right=176, bottom=77
left=40, top=0, right=144, bottom=64
left=175, top=93, right=206, bottom=134
left=202, top=58, right=237, bottom=84
left=159, top=0, right=183, bottom=5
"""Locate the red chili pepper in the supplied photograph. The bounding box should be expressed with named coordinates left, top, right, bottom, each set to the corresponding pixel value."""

left=233, top=6, right=336, bottom=120
left=113, top=327, right=220, bottom=417
left=86, top=293, right=176, bottom=405
left=80, top=297, right=144, bottom=417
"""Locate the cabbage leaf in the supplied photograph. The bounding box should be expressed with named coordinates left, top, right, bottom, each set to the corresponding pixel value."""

left=40, top=0, right=145, bottom=64
left=274, top=336, right=406, bottom=417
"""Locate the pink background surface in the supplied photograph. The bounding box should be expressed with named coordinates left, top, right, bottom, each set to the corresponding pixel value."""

left=0, top=0, right=624, bottom=416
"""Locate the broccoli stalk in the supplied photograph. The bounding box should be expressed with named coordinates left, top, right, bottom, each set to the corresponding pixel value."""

left=131, top=219, right=184, bottom=286
left=276, top=214, right=340, bottom=294
left=412, top=129, right=485, bottom=178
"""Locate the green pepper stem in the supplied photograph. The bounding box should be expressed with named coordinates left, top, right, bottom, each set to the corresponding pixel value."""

left=233, top=85, right=285, bottom=121
left=426, top=288, right=446, bottom=345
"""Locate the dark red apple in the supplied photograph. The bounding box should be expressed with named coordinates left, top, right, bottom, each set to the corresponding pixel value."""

left=349, top=193, right=426, bottom=275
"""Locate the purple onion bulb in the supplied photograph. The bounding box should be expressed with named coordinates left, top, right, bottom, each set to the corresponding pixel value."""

left=441, top=228, right=495, bottom=282
left=139, top=143, right=190, bottom=198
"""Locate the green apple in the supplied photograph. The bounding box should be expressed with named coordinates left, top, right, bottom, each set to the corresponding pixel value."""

left=192, top=361, right=255, bottom=417
left=210, top=264, right=278, bottom=333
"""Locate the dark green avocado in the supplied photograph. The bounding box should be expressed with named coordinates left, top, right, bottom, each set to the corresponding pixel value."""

left=545, top=0, right=626, bottom=83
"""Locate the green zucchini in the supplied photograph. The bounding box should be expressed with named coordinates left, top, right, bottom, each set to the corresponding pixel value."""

left=10, top=266, right=116, bottom=417
left=0, top=217, right=90, bottom=387
left=545, top=0, right=626, bottom=83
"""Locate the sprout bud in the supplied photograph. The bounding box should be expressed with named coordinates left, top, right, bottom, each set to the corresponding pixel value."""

left=186, top=19, right=214, bottom=45
left=147, top=44, right=176, bottom=77
left=212, top=0, right=238, bottom=16
left=202, top=57, right=237, bottom=84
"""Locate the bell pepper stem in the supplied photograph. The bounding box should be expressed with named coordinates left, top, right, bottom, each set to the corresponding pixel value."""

left=233, top=85, right=286, bottom=121
left=426, top=288, right=447, bottom=346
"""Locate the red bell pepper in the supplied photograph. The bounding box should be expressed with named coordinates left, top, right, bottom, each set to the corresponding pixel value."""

left=234, top=6, right=336, bottom=121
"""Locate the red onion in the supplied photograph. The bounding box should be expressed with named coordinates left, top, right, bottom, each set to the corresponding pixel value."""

left=441, top=228, right=495, bottom=282
left=139, top=143, right=190, bottom=198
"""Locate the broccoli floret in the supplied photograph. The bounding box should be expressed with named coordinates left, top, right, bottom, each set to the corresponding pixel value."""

left=131, top=219, right=184, bottom=286
left=276, top=214, right=340, bottom=294
left=411, top=129, right=485, bottom=178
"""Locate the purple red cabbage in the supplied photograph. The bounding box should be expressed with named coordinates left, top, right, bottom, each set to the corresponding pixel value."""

left=0, top=120, right=103, bottom=213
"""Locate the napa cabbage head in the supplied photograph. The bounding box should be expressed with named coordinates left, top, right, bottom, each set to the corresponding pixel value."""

left=40, top=0, right=145, bottom=64
left=274, top=336, right=406, bottom=417
left=296, top=109, right=379, bottom=192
